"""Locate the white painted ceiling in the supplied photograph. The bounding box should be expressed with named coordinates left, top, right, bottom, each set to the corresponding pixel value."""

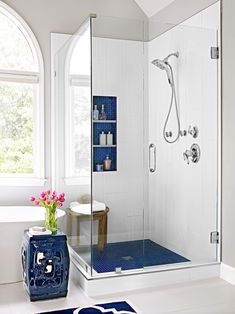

left=134, top=0, right=175, bottom=17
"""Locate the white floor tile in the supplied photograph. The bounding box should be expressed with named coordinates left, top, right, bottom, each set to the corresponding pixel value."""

left=1, top=278, right=235, bottom=314
left=167, top=301, right=235, bottom=314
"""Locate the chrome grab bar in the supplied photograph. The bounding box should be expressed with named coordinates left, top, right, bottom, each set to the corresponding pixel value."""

left=149, top=143, right=156, bottom=173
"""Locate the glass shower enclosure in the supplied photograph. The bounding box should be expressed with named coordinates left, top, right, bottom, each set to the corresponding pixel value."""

left=53, top=1, right=220, bottom=278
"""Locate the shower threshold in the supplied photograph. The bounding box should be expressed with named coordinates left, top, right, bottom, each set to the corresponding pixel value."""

left=70, top=251, right=220, bottom=296
left=69, top=239, right=220, bottom=296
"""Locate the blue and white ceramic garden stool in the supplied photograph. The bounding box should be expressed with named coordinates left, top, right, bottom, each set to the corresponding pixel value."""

left=21, top=231, right=70, bottom=301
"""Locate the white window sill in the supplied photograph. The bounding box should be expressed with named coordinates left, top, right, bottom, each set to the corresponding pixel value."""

left=0, top=177, right=47, bottom=186
left=64, top=177, right=90, bottom=186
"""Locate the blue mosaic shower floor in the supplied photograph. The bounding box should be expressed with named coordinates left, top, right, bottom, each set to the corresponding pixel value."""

left=92, top=239, right=190, bottom=273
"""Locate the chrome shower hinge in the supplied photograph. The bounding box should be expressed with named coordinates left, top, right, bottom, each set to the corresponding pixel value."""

left=211, top=47, right=219, bottom=59
left=210, top=231, right=219, bottom=244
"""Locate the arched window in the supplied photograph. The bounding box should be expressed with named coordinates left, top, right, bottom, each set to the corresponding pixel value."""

left=0, top=2, right=44, bottom=185
left=64, top=24, right=91, bottom=185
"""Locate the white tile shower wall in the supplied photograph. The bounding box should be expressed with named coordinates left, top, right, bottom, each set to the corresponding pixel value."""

left=181, top=1, right=220, bottom=30
left=92, top=37, right=146, bottom=243
left=148, top=5, right=218, bottom=263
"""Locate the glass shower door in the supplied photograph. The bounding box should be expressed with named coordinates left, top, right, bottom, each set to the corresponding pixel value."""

left=146, top=13, right=220, bottom=269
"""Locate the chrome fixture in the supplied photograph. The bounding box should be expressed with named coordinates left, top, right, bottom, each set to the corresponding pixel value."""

left=149, top=143, right=156, bottom=173
left=151, top=52, right=179, bottom=86
left=183, top=143, right=201, bottom=165
left=210, top=231, right=219, bottom=244
left=180, top=129, right=187, bottom=137
left=188, top=125, right=199, bottom=138
left=210, top=46, right=219, bottom=59
left=166, top=131, right=172, bottom=138
left=152, top=52, right=180, bottom=144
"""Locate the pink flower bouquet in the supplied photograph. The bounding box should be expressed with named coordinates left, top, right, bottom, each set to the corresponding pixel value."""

left=30, top=190, right=65, bottom=233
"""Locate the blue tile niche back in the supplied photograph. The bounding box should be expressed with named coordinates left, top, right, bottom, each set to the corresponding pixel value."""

left=93, top=96, right=117, bottom=172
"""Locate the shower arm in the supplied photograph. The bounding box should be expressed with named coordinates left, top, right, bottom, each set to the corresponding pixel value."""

left=164, top=52, right=179, bottom=62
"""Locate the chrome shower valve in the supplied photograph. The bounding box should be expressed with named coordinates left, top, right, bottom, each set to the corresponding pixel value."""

left=183, top=143, right=200, bottom=165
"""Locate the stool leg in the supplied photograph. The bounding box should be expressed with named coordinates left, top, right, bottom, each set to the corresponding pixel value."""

left=104, top=213, right=108, bottom=245
left=98, top=216, right=105, bottom=252
left=67, top=212, right=72, bottom=237
left=76, top=217, right=80, bottom=248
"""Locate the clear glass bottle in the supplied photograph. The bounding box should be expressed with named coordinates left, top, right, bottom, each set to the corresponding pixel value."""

left=93, top=105, right=99, bottom=120
left=99, top=104, right=107, bottom=120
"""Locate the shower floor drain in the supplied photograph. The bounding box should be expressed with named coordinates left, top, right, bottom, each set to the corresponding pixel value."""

left=121, top=256, right=133, bottom=261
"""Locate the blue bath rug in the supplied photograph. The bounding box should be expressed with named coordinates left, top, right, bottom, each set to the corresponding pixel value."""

left=92, top=239, right=190, bottom=273
left=37, top=301, right=137, bottom=314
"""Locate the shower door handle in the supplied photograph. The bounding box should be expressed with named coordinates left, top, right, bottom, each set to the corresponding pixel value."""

left=149, top=143, right=156, bottom=173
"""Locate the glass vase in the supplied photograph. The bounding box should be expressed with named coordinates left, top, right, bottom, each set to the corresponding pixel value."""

left=45, top=207, right=58, bottom=234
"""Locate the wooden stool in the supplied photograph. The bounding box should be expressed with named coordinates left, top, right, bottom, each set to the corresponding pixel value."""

left=67, top=206, right=109, bottom=252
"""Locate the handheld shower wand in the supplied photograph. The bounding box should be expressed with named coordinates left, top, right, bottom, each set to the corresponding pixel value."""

left=151, top=59, right=173, bottom=85
left=152, top=52, right=180, bottom=144
left=151, top=51, right=179, bottom=86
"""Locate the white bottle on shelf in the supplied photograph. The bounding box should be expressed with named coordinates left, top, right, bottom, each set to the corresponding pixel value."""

left=107, top=131, right=113, bottom=145
left=99, top=131, right=106, bottom=145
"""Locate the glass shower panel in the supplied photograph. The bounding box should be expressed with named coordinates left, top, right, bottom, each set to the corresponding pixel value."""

left=146, top=6, right=219, bottom=269
left=54, top=18, right=92, bottom=275
left=91, top=16, right=146, bottom=276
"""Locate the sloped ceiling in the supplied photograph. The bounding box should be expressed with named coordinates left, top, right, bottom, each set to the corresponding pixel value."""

left=134, top=0, right=175, bottom=17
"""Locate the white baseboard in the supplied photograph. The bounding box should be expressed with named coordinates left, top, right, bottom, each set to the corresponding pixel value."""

left=220, top=262, right=235, bottom=285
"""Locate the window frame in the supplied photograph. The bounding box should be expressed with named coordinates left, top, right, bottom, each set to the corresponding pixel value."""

left=64, top=74, right=91, bottom=186
left=63, top=28, right=92, bottom=186
left=0, top=1, right=45, bottom=186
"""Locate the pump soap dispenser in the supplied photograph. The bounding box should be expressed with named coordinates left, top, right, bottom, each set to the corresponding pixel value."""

left=103, top=154, right=112, bottom=171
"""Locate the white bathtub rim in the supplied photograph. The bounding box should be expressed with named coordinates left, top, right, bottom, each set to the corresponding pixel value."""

left=0, top=206, right=66, bottom=223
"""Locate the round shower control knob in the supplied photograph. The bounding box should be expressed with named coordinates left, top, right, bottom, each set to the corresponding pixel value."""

left=180, top=130, right=187, bottom=136
left=188, top=126, right=199, bottom=138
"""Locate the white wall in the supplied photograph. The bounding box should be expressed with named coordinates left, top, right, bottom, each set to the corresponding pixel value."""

left=149, top=0, right=219, bottom=40
left=92, top=37, right=145, bottom=243
left=148, top=3, right=219, bottom=262
left=134, top=0, right=175, bottom=18
left=221, top=0, right=235, bottom=269
left=0, top=0, right=146, bottom=206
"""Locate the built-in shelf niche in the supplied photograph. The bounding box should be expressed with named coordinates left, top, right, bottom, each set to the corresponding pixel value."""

left=93, top=96, right=117, bottom=172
